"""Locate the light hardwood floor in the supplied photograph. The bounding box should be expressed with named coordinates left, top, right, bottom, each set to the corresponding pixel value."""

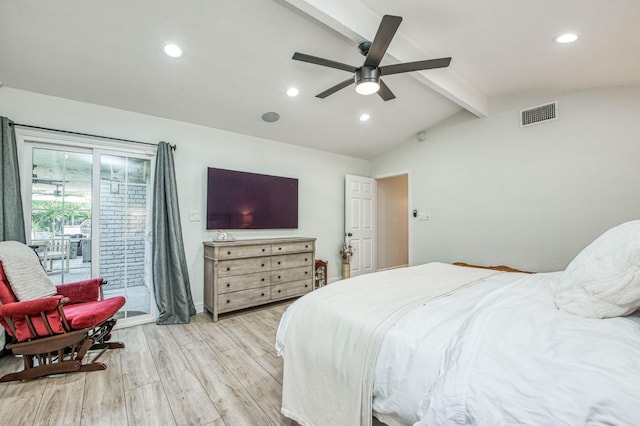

left=0, top=302, right=299, bottom=426
left=0, top=302, right=389, bottom=426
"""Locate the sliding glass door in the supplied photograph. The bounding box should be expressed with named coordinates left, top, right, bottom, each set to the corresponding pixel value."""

left=98, top=154, right=152, bottom=320
left=31, top=148, right=92, bottom=282
left=25, top=141, right=154, bottom=325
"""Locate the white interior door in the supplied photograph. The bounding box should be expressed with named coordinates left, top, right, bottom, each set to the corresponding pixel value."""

left=345, top=174, right=376, bottom=277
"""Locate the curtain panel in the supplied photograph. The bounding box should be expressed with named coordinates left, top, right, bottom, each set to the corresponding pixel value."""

left=152, top=141, right=195, bottom=324
left=0, top=117, right=26, bottom=243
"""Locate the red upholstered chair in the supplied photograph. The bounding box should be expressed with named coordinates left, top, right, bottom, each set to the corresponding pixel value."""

left=0, top=242, right=125, bottom=382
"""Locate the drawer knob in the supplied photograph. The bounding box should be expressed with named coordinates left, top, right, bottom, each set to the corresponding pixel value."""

left=278, top=289, right=281, bottom=293
left=262, top=248, right=265, bottom=252
left=304, top=284, right=308, bottom=288
left=261, top=293, right=265, bottom=297
left=261, top=263, right=265, bottom=267
left=226, top=283, right=230, bottom=287
left=278, top=247, right=282, bottom=251
left=226, top=300, right=230, bottom=304
left=261, top=278, right=265, bottom=282
left=305, top=245, right=308, bottom=248
left=278, top=275, right=281, bottom=279
left=305, top=271, right=308, bottom=275
left=305, top=258, right=308, bottom=262
left=278, top=261, right=281, bottom=265
left=226, top=267, right=230, bottom=271
left=227, top=251, right=231, bottom=255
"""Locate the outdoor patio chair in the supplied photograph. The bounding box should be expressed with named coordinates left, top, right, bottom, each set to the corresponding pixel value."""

left=31, top=237, right=71, bottom=272
left=0, top=240, right=125, bottom=382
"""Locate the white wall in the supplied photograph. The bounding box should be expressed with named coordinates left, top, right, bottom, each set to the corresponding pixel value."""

left=371, top=85, right=640, bottom=272
left=0, top=88, right=369, bottom=310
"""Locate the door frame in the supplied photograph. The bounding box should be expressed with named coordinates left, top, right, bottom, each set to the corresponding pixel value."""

left=373, top=170, right=413, bottom=268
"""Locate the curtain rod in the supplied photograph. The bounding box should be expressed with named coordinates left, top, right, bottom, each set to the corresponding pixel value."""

left=10, top=122, right=176, bottom=151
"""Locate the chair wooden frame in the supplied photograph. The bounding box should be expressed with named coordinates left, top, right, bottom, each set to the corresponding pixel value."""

left=2, top=320, right=122, bottom=382
left=0, top=257, right=125, bottom=382
left=1, top=297, right=123, bottom=382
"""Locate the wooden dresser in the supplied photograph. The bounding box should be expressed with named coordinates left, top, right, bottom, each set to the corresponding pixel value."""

left=203, top=237, right=316, bottom=321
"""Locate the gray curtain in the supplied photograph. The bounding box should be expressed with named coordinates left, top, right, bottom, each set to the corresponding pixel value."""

left=152, top=141, right=195, bottom=324
left=0, top=117, right=26, bottom=243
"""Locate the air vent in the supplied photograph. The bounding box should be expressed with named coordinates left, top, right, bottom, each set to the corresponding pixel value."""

left=520, top=101, right=557, bottom=127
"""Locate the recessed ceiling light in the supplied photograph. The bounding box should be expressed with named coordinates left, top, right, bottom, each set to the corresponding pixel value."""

left=286, top=87, right=299, bottom=97
left=359, top=113, right=370, bottom=122
left=554, top=33, right=579, bottom=44
left=163, top=43, right=183, bottom=58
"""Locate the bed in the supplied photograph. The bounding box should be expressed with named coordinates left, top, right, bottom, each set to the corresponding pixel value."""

left=276, top=221, right=640, bottom=425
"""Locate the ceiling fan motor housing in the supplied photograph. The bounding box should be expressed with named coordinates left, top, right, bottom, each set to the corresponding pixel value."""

left=355, top=66, right=380, bottom=85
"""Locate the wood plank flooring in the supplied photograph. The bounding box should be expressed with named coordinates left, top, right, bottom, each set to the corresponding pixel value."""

left=0, top=302, right=297, bottom=426
left=0, top=302, right=388, bottom=426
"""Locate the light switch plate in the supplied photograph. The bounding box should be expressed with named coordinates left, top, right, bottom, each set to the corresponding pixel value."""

left=189, top=210, right=201, bottom=222
left=418, top=212, right=430, bottom=221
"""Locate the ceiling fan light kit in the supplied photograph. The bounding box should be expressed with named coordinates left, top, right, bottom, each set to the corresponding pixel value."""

left=292, top=14, right=451, bottom=102
left=354, top=67, right=380, bottom=95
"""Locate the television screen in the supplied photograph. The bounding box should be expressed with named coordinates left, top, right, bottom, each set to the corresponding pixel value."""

left=206, top=168, right=298, bottom=230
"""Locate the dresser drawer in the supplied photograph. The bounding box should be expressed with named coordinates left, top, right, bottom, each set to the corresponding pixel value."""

left=271, top=253, right=313, bottom=270
left=217, top=244, right=271, bottom=259
left=218, top=256, right=270, bottom=277
left=271, top=279, right=312, bottom=300
left=218, top=287, right=271, bottom=313
left=271, top=266, right=313, bottom=284
left=218, top=271, right=270, bottom=294
left=271, top=240, right=314, bottom=255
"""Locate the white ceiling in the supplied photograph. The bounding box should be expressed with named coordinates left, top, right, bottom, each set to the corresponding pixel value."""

left=1, top=0, right=639, bottom=159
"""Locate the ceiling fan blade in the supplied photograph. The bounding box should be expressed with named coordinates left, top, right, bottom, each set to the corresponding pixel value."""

left=364, top=15, right=403, bottom=68
left=377, top=80, right=396, bottom=101
left=292, top=52, right=357, bottom=73
left=316, top=78, right=355, bottom=98
left=379, top=57, right=451, bottom=76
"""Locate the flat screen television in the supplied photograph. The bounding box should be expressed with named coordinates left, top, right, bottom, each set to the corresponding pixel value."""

left=206, top=167, right=298, bottom=230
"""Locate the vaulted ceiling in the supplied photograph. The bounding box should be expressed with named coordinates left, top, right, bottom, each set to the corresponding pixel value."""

left=1, top=0, right=638, bottom=159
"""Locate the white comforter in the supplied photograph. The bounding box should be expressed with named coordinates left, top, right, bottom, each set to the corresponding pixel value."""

left=418, top=272, right=640, bottom=425
left=372, top=272, right=517, bottom=425
left=276, top=268, right=640, bottom=425
left=279, top=263, right=498, bottom=426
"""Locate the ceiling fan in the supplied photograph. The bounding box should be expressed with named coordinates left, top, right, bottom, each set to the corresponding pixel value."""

left=292, top=15, right=452, bottom=101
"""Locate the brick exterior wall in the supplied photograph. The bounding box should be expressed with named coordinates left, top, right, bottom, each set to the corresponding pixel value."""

left=99, top=180, right=149, bottom=290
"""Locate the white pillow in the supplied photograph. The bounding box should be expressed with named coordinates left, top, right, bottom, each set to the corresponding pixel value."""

left=554, top=220, right=640, bottom=318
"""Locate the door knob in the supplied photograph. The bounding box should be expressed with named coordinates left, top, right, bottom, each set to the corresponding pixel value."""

left=347, top=232, right=353, bottom=237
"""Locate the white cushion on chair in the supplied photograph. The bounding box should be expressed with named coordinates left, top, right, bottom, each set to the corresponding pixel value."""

left=0, top=241, right=57, bottom=301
